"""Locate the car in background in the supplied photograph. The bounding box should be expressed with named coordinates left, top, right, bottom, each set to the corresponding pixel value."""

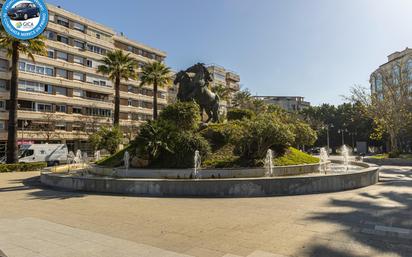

left=7, top=2, right=39, bottom=20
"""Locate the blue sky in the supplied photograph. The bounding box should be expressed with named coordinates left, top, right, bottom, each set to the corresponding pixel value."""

left=45, top=0, right=412, bottom=105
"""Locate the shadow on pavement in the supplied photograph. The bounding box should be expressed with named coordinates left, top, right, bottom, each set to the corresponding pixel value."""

left=303, top=167, right=412, bottom=257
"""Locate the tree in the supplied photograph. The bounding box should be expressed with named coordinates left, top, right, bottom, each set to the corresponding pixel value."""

left=0, top=25, right=46, bottom=163
left=89, top=126, right=123, bottom=154
left=97, top=50, right=137, bottom=125
left=349, top=60, right=412, bottom=154
left=139, top=62, right=172, bottom=120
left=232, top=89, right=252, bottom=108
left=211, top=83, right=231, bottom=101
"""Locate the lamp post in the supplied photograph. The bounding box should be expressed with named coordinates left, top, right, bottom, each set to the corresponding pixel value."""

left=323, top=124, right=334, bottom=152
left=338, top=128, right=348, bottom=146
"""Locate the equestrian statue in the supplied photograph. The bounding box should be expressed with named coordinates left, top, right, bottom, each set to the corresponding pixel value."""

left=174, top=63, right=220, bottom=123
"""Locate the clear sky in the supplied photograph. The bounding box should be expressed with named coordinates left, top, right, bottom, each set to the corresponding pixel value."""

left=45, top=0, right=412, bottom=106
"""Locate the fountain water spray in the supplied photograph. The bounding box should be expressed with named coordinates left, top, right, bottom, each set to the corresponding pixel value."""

left=265, top=149, right=274, bottom=177
left=193, top=150, right=201, bottom=179
left=94, top=150, right=101, bottom=162
left=341, top=145, right=349, bottom=171
left=124, top=151, right=130, bottom=177
left=319, top=147, right=329, bottom=173
left=75, top=150, right=82, bottom=164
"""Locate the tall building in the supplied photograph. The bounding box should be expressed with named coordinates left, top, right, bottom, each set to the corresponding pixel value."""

left=0, top=4, right=168, bottom=154
left=207, top=65, right=240, bottom=115
left=254, top=96, right=310, bottom=112
left=370, top=47, right=412, bottom=95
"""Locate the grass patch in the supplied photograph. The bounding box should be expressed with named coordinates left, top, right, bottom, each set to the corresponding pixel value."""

left=273, top=147, right=319, bottom=166
left=203, top=144, right=241, bottom=168
left=96, top=146, right=131, bottom=167
left=0, top=162, right=47, bottom=173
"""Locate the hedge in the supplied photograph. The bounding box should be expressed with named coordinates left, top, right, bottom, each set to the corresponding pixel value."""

left=0, top=162, right=47, bottom=173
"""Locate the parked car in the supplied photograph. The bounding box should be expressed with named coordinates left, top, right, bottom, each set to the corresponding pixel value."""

left=7, top=2, right=39, bottom=21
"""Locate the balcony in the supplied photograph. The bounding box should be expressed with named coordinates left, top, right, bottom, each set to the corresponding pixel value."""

left=226, top=72, right=240, bottom=82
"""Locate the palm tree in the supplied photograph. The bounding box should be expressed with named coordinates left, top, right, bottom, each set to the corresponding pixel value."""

left=211, top=83, right=231, bottom=101
left=0, top=25, right=46, bottom=163
left=97, top=50, right=137, bottom=126
left=232, top=88, right=252, bottom=108
left=139, top=62, right=172, bottom=120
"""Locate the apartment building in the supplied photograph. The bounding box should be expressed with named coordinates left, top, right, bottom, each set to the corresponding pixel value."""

left=254, top=96, right=310, bottom=112
left=0, top=4, right=168, bottom=154
left=207, top=65, right=240, bottom=115
left=370, top=47, right=412, bottom=95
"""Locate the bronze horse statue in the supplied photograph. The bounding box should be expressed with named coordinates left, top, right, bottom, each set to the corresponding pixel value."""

left=174, top=63, right=220, bottom=123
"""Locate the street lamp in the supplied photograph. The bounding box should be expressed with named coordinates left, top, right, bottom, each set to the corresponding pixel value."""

left=338, top=128, right=348, bottom=146
left=322, top=124, right=334, bottom=152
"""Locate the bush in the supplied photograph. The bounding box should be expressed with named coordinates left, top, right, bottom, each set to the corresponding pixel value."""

left=227, top=108, right=255, bottom=121
left=153, top=132, right=211, bottom=168
left=273, top=147, right=319, bottom=166
left=90, top=126, right=123, bottom=154
left=388, top=150, right=401, bottom=158
left=96, top=146, right=131, bottom=167
left=292, top=121, right=317, bottom=147
left=200, top=122, right=244, bottom=149
left=0, top=162, right=47, bottom=173
left=159, top=101, right=201, bottom=131
left=235, top=113, right=295, bottom=161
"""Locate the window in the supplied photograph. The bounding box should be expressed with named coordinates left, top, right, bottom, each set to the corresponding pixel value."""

left=128, top=99, right=132, bottom=106
left=57, top=35, right=69, bottom=44
left=57, top=17, right=69, bottom=27
left=392, top=65, right=400, bottom=85
left=74, top=40, right=85, bottom=49
left=56, top=51, right=68, bottom=61
left=0, top=100, right=5, bottom=110
left=128, top=85, right=134, bottom=93
left=0, top=59, right=8, bottom=71
left=56, top=69, right=68, bottom=79
left=49, top=13, right=55, bottom=22
left=86, top=60, right=93, bottom=67
left=99, top=81, right=106, bottom=86
left=55, top=122, right=66, bottom=131
left=128, top=46, right=133, bottom=52
left=0, top=80, right=7, bottom=91
left=73, top=89, right=83, bottom=97
left=37, top=103, right=52, bottom=112
left=0, top=121, right=4, bottom=130
left=73, top=72, right=84, bottom=81
left=47, top=49, right=54, bottom=58
left=73, top=56, right=84, bottom=65
left=128, top=113, right=132, bottom=120
left=43, top=30, right=55, bottom=40
left=46, top=68, right=54, bottom=76
left=56, top=105, right=66, bottom=113
left=55, top=86, right=67, bottom=96
left=73, top=107, right=82, bottom=114
left=27, top=64, right=35, bottom=73
left=36, top=66, right=44, bottom=74
left=73, top=22, right=85, bottom=32
left=87, top=44, right=107, bottom=55
left=19, top=62, right=25, bottom=71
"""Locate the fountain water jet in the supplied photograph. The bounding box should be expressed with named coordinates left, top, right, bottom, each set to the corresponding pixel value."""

left=341, top=145, right=350, bottom=171
left=319, top=147, right=329, bottom=173
left=265, top=149, right=274, bottom=177
left=193, top=150, right=201, bottom=179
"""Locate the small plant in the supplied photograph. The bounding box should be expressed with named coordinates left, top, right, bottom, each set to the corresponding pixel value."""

left=89, top=126, right=123, bottom=154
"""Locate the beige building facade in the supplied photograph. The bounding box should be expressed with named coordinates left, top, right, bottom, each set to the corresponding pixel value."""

left=0, top=4, right=168, bottom=154
left=254, top=96, right=310, bottom=112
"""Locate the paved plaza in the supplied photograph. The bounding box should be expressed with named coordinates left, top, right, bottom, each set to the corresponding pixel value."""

left=1, top=167, right=412, bottom=257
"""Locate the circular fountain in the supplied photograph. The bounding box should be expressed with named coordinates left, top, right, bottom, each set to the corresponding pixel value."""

left=40, top=147, right=379, bottom=198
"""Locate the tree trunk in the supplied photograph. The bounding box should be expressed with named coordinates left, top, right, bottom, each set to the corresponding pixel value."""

left=6, top=42, right=19, bottom=164
left=389, top=130, right=398, bottom=153
left=153, top=81, right=158, bottom=120
left=113, top=76, right=120, bottom=126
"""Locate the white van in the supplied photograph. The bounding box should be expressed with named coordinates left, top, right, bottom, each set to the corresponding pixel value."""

left=19, top=144, right=68, bottom=165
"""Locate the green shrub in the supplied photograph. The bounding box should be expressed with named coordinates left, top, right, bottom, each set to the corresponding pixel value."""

left=153, top=132, right=211, bottom=168
left=90, top=126, right=123, bottom=154
left=388, top=150, right=401, bottom=158
left=235, top=113, right=295, bottom=161
left=273, top=147, right=319, bottom=166
left=227, top=108, right=255, bottom=121
left=0, top=162, right=47, bottom=173
left=200, top=122, right=244, bottom=149
left=96, top=146, right=131, bottom=167
left=159, top=101, right=201, bottom=131
left=292, top=121, right=317, bottom=147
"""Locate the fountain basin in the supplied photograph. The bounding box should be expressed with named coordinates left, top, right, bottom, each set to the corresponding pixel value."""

left=40, top=161, right=378, bottom=197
